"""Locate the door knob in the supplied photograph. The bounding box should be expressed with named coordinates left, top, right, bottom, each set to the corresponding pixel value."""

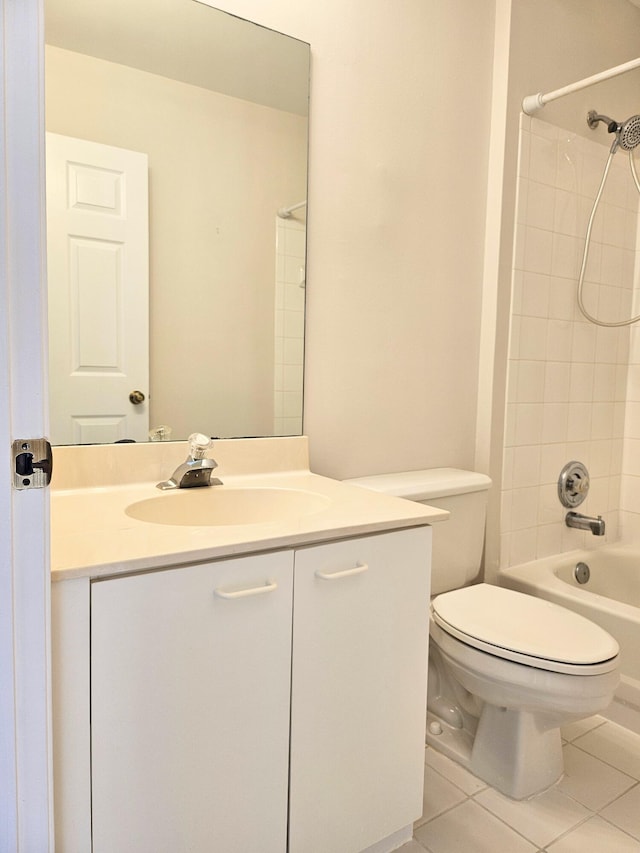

left=129, top=390, right=146, bottom=405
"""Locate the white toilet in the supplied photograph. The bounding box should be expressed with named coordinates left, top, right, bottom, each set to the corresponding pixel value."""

left=346, top=469, right=620, bottom=800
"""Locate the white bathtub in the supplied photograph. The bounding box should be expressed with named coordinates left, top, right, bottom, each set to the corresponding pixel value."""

left=498, top=548, right=640, bottom=734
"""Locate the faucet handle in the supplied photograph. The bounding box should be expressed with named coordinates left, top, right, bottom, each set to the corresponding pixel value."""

left=567, top=473, right=589, bottom=494
left=188, top=433, right=213, bottom=460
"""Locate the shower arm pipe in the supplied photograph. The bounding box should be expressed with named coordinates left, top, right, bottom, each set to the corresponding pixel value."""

left=277, top=200, right=307, bottom=219
left=522, top=56, right=640, bottom=115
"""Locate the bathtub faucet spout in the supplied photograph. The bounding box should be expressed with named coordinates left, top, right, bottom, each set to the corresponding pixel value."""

left=565, top=511, right=605, bottom=536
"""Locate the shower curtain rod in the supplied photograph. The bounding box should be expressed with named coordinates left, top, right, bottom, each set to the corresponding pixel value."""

left=277, top=200, right=307, bottom=218
left=522, top=56, right=640, bottom=115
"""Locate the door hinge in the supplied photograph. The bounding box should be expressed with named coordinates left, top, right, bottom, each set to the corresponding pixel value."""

left=12, top=439, right=53, bottom=490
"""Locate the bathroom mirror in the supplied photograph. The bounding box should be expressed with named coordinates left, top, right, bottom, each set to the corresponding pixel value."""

left=44, top=0, right=309, bottom=445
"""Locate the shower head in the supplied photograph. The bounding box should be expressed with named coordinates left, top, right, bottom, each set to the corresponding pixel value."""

left=587, top=110, right=640, bottom=152
left=617, top=114, right=640, bottom=150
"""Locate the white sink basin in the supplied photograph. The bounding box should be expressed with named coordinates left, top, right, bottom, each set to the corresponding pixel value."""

left=125, top=486, right=331, bottom=527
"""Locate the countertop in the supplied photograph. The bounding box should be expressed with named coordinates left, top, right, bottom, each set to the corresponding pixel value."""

left=51, top=470, right=448, bottom=581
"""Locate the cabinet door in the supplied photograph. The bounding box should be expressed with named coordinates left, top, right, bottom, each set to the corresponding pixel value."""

left=289, top=527, right=431, bottom=853
left=91, top=551, right=293, bottom=853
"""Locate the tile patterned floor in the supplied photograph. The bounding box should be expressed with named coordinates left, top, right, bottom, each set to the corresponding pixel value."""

left=399, top=716, right=640, bottom=852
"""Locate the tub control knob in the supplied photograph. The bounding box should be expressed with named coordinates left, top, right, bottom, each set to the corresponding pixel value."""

left=429, top=720, right=443, bottom=736
left=558, top=461, right=590, bottom=508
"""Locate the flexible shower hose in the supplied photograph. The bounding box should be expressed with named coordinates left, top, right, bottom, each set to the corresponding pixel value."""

left=577, top=150, right=640, bottom=327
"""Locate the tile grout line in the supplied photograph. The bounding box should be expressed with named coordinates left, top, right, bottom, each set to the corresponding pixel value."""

left=597, top=809, right=640, bottom=844
left=568, top=737, right=640, bottom=785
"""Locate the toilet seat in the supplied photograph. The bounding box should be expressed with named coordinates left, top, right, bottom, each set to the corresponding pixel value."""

left=431, top=584, right=619, bottom=676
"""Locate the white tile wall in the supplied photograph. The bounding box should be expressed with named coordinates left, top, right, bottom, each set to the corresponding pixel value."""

left=501, top=115, right=640, bottom=568
left=274, top=216, right=306, bottom=436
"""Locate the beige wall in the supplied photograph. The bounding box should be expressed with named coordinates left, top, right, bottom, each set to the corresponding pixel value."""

left=207, top=0, right=496, bottom=479
left=49, top=1, right=639, bottom=513
left=509, top=0, right=640, bottom=141
left=46, top=45, right=307, bottom=440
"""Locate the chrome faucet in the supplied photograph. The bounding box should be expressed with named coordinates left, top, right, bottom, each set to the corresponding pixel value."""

left=565, top=511, right=605, bottom=536
left=156, top=433, right=222, bottom=490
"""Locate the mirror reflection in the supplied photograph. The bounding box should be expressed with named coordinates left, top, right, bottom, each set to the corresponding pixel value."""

left=44, top=0, right=310, bottom=445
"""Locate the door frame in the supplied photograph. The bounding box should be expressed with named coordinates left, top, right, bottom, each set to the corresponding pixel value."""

left=0, top=0, right=54, bottom=849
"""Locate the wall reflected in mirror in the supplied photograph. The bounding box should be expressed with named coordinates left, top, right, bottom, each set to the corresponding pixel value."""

left=45, top=0, right=309, bottom=445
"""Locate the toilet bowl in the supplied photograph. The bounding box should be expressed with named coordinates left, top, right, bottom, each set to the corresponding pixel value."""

left=427, top=583, right=619, bottom=799
left=345, top=469, right=620, bottom=800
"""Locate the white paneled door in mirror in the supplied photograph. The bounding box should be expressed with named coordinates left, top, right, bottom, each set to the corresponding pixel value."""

left=46, top=133, right=149, bottom=444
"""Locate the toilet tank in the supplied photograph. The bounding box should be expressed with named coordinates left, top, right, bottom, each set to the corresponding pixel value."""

left=344, top=468, right=491, bottom=595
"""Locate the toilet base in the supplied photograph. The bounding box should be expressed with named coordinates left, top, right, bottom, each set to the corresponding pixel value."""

left=425, top=705, right=563, bottom=800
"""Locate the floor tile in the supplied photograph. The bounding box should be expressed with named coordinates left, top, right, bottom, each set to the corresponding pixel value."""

left=424, top=747, right=487, bottom=796
left=557, top=743, right=636, bottom=811
left=546, top=815, right=640, bottom=852
left=475, top=784, right=590, bottom=848
left=414, top=800, right=537, bottom=853
left=560, top=715, right=605, bottom=742
left=415, top=763, right=467, bottom=828
left=574, top=721, right=640, bottom=780
left=413, top=718, right=640, bottom=852
left=599, top=783, right=640, bottom=840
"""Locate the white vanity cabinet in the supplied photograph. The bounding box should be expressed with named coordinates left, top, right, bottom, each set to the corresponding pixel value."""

left=289, top=529, right=431, bottom=853
left=90, top=551, right=294, bottom=853
left=53, top=525, right=431, bottom=853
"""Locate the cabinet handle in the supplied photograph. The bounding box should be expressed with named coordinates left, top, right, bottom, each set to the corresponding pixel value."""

left=315, top=562, right=369, bottom=581
left=214, top=580, right=278, bottom=599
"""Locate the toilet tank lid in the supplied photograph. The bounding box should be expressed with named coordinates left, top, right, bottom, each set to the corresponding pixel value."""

left=344, top=468, right=491, bottom=501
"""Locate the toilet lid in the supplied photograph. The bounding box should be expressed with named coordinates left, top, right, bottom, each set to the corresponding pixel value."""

left=431, top=584, right=619, bottom=674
